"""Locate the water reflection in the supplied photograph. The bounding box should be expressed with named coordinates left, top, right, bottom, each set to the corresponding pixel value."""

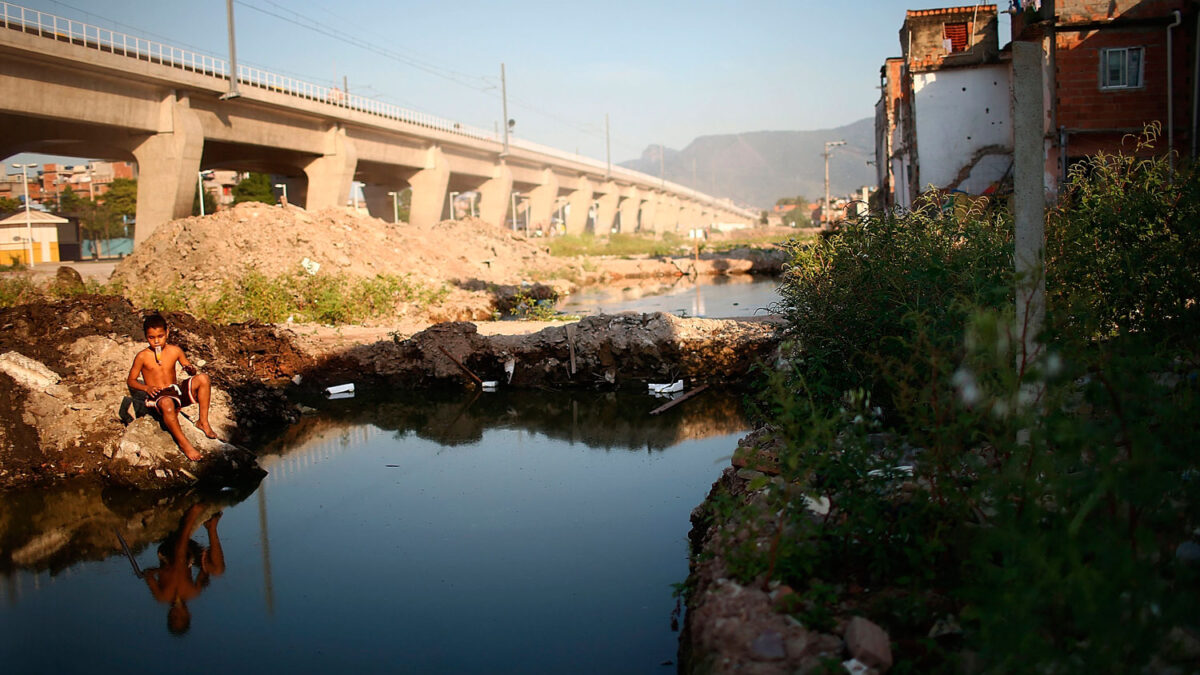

left=1, top=390, right=750, bottom=673
left=0, top=479, right=257, bottom=592
left=141, top=504, right=226, bottom=634
left=556, top=274, right=780, bottom=318
left=277, top=387, right=749, bottom=451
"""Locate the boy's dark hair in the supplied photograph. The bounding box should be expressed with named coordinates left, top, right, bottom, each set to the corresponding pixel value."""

left=143, top=314, right=168, bottom=334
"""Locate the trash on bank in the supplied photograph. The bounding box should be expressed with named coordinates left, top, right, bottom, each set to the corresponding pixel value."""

left=325, top=383, right=354, bottom=396
left=301, top=257, right=320, bottom=275
left=481, top=381, right=498, bottom=392
left=648, top=380, right=684, bottom=397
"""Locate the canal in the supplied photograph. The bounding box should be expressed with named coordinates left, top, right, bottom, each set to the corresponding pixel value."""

left=557, top=274, right=781, bottom=319
left=0, top=389, right=750, bottom=673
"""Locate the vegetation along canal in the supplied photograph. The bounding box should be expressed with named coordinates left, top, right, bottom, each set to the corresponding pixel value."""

left=0, top=388, right=750, bottom=673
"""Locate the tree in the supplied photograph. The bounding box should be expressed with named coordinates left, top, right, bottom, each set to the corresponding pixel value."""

left=776, top=195, right=812, bottom=228
left=57, top=185, right=86, bottom=214
left=104, top=178, right=138, bottom=218
left=78, top=198, right=124, bottom=258
left=193, top=183, right=217, bottom=216
left=395, top=187, right=411, bottom=223
left=233, top=172, right=276, bottom=205
left=0, top=196, right=20, bottom=213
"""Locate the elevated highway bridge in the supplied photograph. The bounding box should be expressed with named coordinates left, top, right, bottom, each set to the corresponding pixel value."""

left=0, top=2, right=755, bottom=246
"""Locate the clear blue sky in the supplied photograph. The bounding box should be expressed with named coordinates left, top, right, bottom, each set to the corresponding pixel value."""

left=9, top=0, right=1011, bottom=167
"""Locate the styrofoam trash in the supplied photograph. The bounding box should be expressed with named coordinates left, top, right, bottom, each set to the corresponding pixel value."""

left=325, top=383, right=354, bottom=396
left=648, top=380, right=684, bottom=395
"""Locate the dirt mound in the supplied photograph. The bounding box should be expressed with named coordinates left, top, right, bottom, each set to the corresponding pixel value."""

left=111, top=202, right=563, bottom=295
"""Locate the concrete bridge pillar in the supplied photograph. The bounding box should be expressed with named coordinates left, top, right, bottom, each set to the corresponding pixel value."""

left=618, top=187, right=641, bottom=234
left=528, top=169, right=559, bottom=234
left=130, top=92, right=203, bottom=245
left=659, top=197, right=681, bottom=232
left=565, top=177, right=593, bottom=236
left=408, top=146, right=451, bottom=227
left=594, top=181, right=619, bottom=235
left=641, top=194, right=660, bottom=235
left=477, top=162, right=513, bottom=230
left=303, top=124, right=358, bottom=210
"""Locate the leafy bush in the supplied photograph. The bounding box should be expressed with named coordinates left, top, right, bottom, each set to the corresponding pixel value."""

left=736, top=136, right=1200, bottom=672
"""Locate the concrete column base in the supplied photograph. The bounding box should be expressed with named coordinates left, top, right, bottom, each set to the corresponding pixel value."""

left=477, top=163, right=513, bottom=229
left=303, top=125, right=358, bottom=210
left=594, top=181, right=619, bottom=235
left=528, top=169, right=559, bottom=234
left=565, top=176, right=593, bottom=236
left=408, top=146, right=451, bottom=227
left=130, top=93, right=204, bottom=245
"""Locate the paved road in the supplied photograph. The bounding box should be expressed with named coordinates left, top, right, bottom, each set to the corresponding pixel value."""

left=28, top=259, right=117, bottom=282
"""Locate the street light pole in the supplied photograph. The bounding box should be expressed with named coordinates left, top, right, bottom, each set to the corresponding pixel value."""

left=12, top=163, right=36, bottom=266
left=823, top=140, right=846, bottom=227
left=510, top=191, right=520, bottom=231
left=388, top=191, right=399, bottom=223
left=198, top=171, right=207, bottom=216
left=500, top=63, right=509, bottom=157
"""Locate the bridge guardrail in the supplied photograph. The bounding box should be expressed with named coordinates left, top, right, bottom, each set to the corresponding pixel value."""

left=0, top=1, right=754, bottom=217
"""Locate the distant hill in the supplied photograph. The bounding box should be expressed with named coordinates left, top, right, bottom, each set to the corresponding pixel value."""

left=619, top=118, right=875, bottom=210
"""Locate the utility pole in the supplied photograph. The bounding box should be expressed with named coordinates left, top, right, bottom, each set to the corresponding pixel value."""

left=12, top=163, right=36, bottom=265
left=605, top=113, right=611, bottom=179
left=500, top=63, right=510, bottom=157
left=221, top=0, right=241, bottom=99
left=823, top=140, right=846, bottom=228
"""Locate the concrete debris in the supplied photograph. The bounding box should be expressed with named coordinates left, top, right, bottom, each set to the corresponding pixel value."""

left=0, top=351, right=61, bottom=390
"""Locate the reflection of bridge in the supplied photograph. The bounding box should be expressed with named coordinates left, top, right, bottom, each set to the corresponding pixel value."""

left=0, top=2, right=756, bottom=245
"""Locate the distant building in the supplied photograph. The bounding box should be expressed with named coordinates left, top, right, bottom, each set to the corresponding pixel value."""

left=876, top=5, right=1012, bottom=209
left=0, top=209, right=69, bottom=264
left=41, top=161, right=136, bottom=203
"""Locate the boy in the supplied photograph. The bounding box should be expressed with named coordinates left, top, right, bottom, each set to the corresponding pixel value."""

left=127, top=314, right=217, bottom=461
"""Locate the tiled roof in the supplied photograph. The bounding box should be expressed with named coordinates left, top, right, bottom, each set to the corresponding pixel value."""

left=906, top=5, right=996, bottom=18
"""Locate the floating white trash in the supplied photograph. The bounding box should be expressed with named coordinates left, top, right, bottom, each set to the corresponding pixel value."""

left=327, top=392, right=355, bottom=400
left=481, top=381, right=498, bottom=392
left=648, top=380, right=684, bottom=395
left=325, top=383, right=355, bottom=396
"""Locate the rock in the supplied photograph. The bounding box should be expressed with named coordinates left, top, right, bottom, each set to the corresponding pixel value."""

left=750, top=631, right=786, bottom=661
left=0, top=351, right=61, bottom=390
left=1176, top=540, right=1200, bottom=564
left=54, top=265, right=85, bottom=293
left=844, top=617, right=892, bottom=672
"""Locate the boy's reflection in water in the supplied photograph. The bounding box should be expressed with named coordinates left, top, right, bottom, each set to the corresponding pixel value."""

left=143, top=503, right=226, bottom=634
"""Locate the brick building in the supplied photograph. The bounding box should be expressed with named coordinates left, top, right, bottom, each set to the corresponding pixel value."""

left=876, top=5, right=1013, bottom=209
left=1014, top=0, right=1197, bottom=190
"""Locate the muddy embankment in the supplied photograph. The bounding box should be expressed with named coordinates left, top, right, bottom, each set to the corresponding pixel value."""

left=0, top=295, right=781, bottom=491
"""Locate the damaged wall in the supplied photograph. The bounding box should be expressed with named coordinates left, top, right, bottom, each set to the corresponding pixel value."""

left=912, top=63, right=1014, bottom=192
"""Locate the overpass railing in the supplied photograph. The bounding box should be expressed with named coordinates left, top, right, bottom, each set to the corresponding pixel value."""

left=0, top=1, right=753, bottom=216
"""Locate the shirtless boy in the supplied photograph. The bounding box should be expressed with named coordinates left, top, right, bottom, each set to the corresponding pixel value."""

left=127, top=314, right=216, bottom=461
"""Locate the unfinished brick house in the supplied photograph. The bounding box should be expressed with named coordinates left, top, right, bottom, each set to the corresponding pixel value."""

left=1014, top=0, right=1197, bottom=191
left=875, top=5, right=1012, bottom=209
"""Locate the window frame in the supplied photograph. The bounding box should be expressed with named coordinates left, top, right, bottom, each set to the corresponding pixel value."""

left=1099, top=46, right=1145, bottom=90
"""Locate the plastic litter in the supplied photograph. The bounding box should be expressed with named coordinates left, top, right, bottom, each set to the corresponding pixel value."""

left=325, top=383, right=354, bottom=396
left=481, top=381, right=498, bottom=392
left=648, top=380, right=684, bottom=395
left=301, top=257, right=320, bottom=275
left=327, top=392, right=354, bottom=400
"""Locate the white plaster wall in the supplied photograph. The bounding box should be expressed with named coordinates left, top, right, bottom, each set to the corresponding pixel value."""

left=913, top=64, right=1013, bottom=191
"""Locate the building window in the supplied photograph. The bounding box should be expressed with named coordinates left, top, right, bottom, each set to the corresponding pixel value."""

left=943, top=22, right=969, bottom=52
left=1101, top=47, right=1143, bottom=89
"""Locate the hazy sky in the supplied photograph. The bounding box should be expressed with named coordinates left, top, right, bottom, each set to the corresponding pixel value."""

left=9, top=0, right=1011, bottom=166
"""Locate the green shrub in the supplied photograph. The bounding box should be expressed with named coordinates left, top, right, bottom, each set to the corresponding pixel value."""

left=742, top=135, right=1200, bottom=672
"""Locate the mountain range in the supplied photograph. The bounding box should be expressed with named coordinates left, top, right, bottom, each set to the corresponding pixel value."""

left=619, top=117, right=875, bottom=210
